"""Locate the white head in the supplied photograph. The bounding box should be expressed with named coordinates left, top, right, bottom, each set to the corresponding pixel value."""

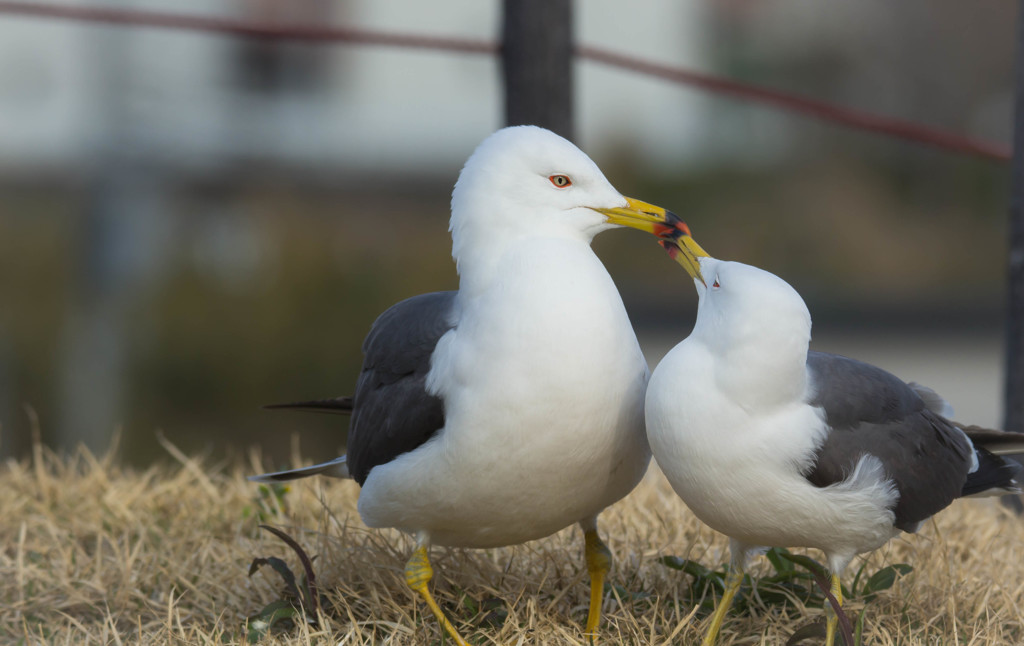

left=449, top=126, right=684, bottom=279
left=689, top=257, right=812, bottom=407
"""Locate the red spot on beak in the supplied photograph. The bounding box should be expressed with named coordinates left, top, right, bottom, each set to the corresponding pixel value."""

left=653, top=223, right=675, bottom=238
left=659, top=240, right=679, bottom=259
left=653, top=220, right=691, bottom=239
left=653, top=213, right=691, bottom=240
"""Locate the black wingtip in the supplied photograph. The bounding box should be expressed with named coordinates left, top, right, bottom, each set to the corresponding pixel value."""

left=263, top=397, right=354, bottom=415
left=963, top=448, right=1024, bottom=497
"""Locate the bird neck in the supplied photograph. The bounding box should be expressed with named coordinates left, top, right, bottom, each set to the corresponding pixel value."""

left=699, top=318, right=811, bottom=412
left=451, top=225, right=595, bottom=298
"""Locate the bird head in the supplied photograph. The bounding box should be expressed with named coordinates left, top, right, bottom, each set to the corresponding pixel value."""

left=690, top=257, right=812, bottom=364
left=450, top=126, right=690, bottom=273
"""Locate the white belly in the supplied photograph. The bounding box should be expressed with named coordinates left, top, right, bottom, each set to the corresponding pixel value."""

left=646, top=341, right=898, bottom=561
left=358, top=238, right=651, bottom=547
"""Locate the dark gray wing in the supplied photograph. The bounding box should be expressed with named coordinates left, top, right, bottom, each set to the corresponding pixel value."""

left=805, top=351, right=973, bottom=531
left=346, top=291, right=456, bottom=485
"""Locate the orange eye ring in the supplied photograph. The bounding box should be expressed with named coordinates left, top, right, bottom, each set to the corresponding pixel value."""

left=549, top=174, right=572, bottom=188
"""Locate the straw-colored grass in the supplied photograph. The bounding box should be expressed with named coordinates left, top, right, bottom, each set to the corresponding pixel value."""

left=3, top=438, right=1023, bottom=645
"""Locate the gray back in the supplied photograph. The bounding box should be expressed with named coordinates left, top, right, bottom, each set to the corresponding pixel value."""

left=347, top=291, right=457, bottom=485
left=805, top=351, right=972, bottom=531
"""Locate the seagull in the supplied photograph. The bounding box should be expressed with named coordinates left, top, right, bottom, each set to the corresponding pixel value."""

left=646, top=244, right=1024, bottom=646
left=251, top=125, right=690, bottom=644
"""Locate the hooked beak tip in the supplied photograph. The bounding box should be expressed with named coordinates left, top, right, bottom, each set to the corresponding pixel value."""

left=659, top=236, right=709, bottom=285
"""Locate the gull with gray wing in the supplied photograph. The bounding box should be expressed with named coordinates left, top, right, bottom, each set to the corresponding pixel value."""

left=253, top=125, right=695, bottom=644
left=647, top=242, right=1023, bottom=646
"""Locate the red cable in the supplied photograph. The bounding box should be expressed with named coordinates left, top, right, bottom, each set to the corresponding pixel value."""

left=0, top=1, right=497, bottom=53
left=578, top=46, right=1011, bottom=162
left=0, top=1, right=1010, bottom=162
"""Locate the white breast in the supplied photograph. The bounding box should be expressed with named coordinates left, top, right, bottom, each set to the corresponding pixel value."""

left=646, top=339, right=898, bottom=561
left=358, top=237, right=651, bottom=548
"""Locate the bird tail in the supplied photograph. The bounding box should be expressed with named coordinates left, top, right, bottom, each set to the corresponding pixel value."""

left=263, top=397, right=354, bottom=415
left=253, top=397, right=353, bottom=482
left=959, top=425, right=1024, bottom=497
left=249, top=456, right=350, bottom=483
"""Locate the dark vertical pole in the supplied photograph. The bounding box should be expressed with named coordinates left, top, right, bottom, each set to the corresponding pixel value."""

left=1003, top=0, right=1024, bottom=511
left=501, top=0, right=574, bottom=141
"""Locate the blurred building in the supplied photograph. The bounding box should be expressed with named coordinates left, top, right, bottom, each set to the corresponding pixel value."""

left=0, top=0, right=1014, bottom=461
left=0, top=0, right=710, bottom=459
left=0, top=0, right=710, bottom=175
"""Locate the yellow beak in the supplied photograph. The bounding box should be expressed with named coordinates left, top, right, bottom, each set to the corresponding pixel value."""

left=593, top=195, right=709, bottom=283
left=660, top=235, right=711, bottom=285
left=593, top=196, right=690, bottom=238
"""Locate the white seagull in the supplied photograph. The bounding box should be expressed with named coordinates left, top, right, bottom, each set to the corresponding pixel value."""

left=252, top=125, right=691, bottom=644
left=647, top=244, right=1024, bottom=646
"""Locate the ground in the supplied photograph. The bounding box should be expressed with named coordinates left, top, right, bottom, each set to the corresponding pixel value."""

left=3, top=439, right=1023, bottom=645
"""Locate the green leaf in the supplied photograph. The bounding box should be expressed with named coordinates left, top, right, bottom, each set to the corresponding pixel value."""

left=249, top=556, right=301, bottom=602
left=860, top=564, right=913, bottom=600
left=260, top=599, right=298, bottom=626
left=774, top=551, right=829, bottom=580
left=661, top=557, right=718, bottom=583
left=854, top=608, right=866, bottom=645
left=259, top=525, right=320, bottom=616
left=658, top=556, right=728, bottom=603
left=760, top=571, right=817, bottom=586
left=658, top=555, right=700, bottom=572
left=849, top=559, right=870, bottom=596
left=246, top=599, right=298, bottom=642
left=765, top=547, right=796, bottom=574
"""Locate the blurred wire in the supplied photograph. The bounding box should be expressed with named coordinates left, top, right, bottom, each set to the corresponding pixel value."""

left=0, top=1, right=497, bottom=52
left=0, top=0, right=1010, bottom=162
left=579, top=46, right=1011, bottom=163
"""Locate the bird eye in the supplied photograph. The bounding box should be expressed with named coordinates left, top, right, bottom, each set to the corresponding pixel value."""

left=712, top=277, right=721, bottom=289
left=549, top=174, right=572, bottom=188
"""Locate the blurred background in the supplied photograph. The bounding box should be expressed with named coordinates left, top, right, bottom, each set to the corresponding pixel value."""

left=0, top=0, right=1015, bottom=467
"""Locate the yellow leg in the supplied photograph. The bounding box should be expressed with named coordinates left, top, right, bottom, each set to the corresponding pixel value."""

left=583, top=529, right=612, bottom=641
left=824, top=573, right=843, bottom=646
left=404, top=545, right=470, bottom=646
left=702, top=568, right=743, bottom=646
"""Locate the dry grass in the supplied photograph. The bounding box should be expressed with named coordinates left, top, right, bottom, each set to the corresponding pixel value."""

left=3, top=438, right=1023, bottom=645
